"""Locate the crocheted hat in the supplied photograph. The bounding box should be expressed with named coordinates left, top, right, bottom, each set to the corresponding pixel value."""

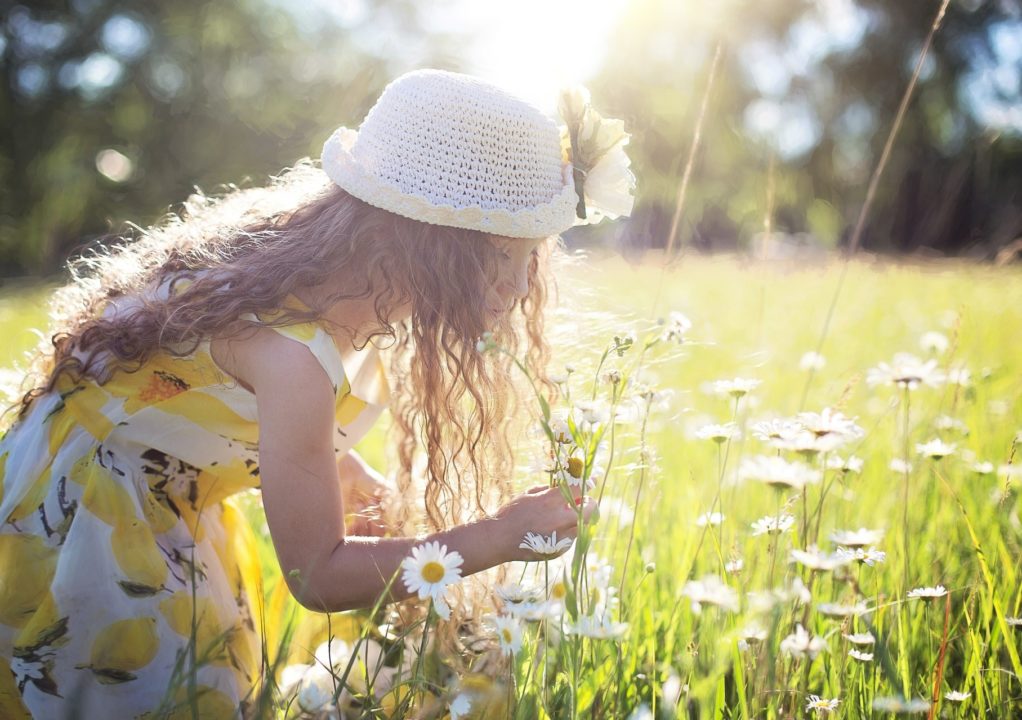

left=321, top=69, right=578, bottom=238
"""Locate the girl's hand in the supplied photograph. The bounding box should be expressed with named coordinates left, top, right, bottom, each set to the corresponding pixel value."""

left=492, top=485, right=599, bottom=562
left=339, top=452, right=394, bottom=537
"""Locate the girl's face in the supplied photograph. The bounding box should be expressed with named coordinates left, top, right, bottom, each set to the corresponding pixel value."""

left=485, top=236, right=545, bottom=324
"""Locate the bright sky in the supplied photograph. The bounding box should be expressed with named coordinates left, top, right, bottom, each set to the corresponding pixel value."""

left=424, top=0, right=632, bottom=115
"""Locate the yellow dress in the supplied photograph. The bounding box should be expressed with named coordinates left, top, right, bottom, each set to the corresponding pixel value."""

left=0, top=305, right=389, bottom=718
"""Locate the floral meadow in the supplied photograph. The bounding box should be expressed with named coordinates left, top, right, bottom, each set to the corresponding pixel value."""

left=1, top=252, right=1021, bottom=719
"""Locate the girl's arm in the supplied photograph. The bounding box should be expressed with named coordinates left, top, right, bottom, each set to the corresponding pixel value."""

left=221, top=327, right=594, bottom=612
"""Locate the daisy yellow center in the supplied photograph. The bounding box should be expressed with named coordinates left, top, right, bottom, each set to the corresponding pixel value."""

left=501, top=628, right=513, bottom=644
left=551, top=581, right=567, bottom=600
left=421, top=561, right=445, bottom=583
left=567, top=457, right=584, bottom=478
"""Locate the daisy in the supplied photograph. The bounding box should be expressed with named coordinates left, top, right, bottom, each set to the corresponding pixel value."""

left=681, top=576, right=740, bottom=614
left=554, top=455, right=593, bottom=488
left=725, top=558, right=744, bottom=575
left=866, top=353, right=945, bottom=390
left=806, top=695, right=840, bottom=713
left=739, top=455, right=821, bottom=491
left=751, top=514, right=795, bottom=536
left=494, top=582, right=542, bottom=606
left=695, top=511, right=724, bottom=527
left=817, top=601, right=870, bottom=618
left=796, top=408, right=865, bottom=440
left=919, top=331, right=949, bottom=354
left=566, top=614, right=629, bottom=639
left=773, top=430, right=849, bottom=457
left=520, top=531, right=573, bottom=558
left=836, top=546, right=887, bottom=566
left=694, top=422, right=741, bottom=443
left=890, top=458, right=913, bottom=474
left=401, top=541, right=464, bottom=602
left=661, top=311, right=692, bottom=343
left=780, top=624, right=827, bottom=659
left=752, top=417, right=804, bottom=443
left=790, top=546, right=852, bottom=572
left=935, top=415, right=969, bottom=435
left=507, top=599, right=564, bottom=622
left=740, top=623, right=768, bottom=644
left=848, top=649, right=874, bottom=662
left=830, top=528, right=885, bottom=548
left=907, top=585, right=948, bottom=600
left=946, top=366, right=971, bottom=387
left=916, top=439, right=956, bottom=459
left=944, top=690, right=970, bottom=702
left=872, top=696, right=930, bottom=713
left=711, top=377, right=761, bottom=399
left=972, top=461, right=995, bottom=475
left=799, top=351, right=826, bottom=371
left=826, top=454, right=864, bottom=473
left=843, top=632, right=876, bottom=645
left=548, top=414, right=573, bottom=444
left=1007, top=617, right=1022, bottom=628
left=449, top=692, right=473, bottom=720
left=489, top=615, right=523, bottom=656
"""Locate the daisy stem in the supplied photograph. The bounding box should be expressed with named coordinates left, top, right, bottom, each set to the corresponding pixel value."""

left=901, top=385, right=912, bottom=588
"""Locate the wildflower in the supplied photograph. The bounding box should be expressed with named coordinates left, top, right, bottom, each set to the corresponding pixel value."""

left=601, top=369, right=622, bottom=385
left=520, top=531, right=573, bottom=559
left=740, top=455, right=821, bottom=491
left=725, top=558, right=744, bottom=575
left=1007, top=617, right=1022, bottom=628
left=612, top=332, right=636, bottom=356
left=475, top=331, right=498, bottom=354
left=296, top=663, right=335, bottom=713
left=972, top=461, right=995, bottom=475
left=401, top=541, right=464, bottom=602
left=836, top=546, right=887, bottom=566
left=682, top=576, right=740, bottom=613
left=944, top=690, right=970, bottom=702
left=566, top=614, right=629, bottom=639
left=817, top=601, right=870, bottom=618
left=661, top=311, right=692, bottom=343
left=830, top=528, right=884, bottom=548
left=907, top=585, right=948, bottom=600
left=872, top=696, right=931, bottom=713
left=790, top=546, right=852, bottom=572
left=555, top=455, right=592, bottom=488
left=919, top=331, right=949, bottom=354
left=848, top=649, right=874, bottom=662
left=751, top=514, right=795, bottom=536
left=867, top=353, right=945, bottom=390
left=935, top=415, right=969, bottom=435
left=548, top=414, right=573, bottom=444
left=916, top=439, right=956, bottom=460
left=890, top=458, right=913, bottom=474
left=946, top=366, right=971, bottom=387
left=796, top=408, right=865, bottom=440
left=695, top=511, right=724, bottom=527
left=806, top=695, right=840, bottom=713
left=495, top=583, right=542, bottom=606
left=508, top=599, right=564, bottom=622
left=711, top=377, right=761, bottom=399
left=780, top=624, right=827, bottom=659
left=997, top=464, right=1022, bottom=481
left=740, top=623, right=768, bottom=644
left=752, top=417, right=804, bottom=443
left=773, top=430, right=849, bottom=457
left=449, top=692, right=473, bottom=720
left=799, top=351, right=826, bottom=371
left=694, top=422, right=741, bottom=443
left=575, top=399, right=610, bottom=426
left=489, top=615, right=523, bottom=656
left=843, top=632, right=876, bottom=645
left=826, top=454, right=864, bottom=473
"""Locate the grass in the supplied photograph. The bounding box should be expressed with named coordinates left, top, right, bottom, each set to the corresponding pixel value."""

left=1, top=252, right=1020, bottom=718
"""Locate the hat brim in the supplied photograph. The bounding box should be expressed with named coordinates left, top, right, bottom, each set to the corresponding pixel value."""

left=321, top=127, right=578, bottom=238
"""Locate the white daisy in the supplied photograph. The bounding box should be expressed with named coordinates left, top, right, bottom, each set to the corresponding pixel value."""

left=890, top=458, right=913, bottom=474
left=796, top=408, right=865, bottom=440
left=449, top=692, right=473, bottom=720
left=867, top=353, right=945, bottom=390
left=843, top=632, right=876, bottom=645
left=752, top=417, right=804, bottom=443
left=725, top=558, right=744, bottom=575
left=494, top=582, right=542, bottom=606
left=907, top=585, right=948, bottom=600
left=848, top=648, right=874, bottom=662
left=711, top=377, right=761, bottom=399
left=739, top=455, right=821, bottom=490
left=661, top=311, right=692, bottom=343
left=944, top=690, right=970, bottom=702
left=916, top=439, right=956, bottom=459
left=682, top=576, right=740, bottom=614
left=817, top=601, right=870, bottom=618
left=946, top=366, right=971, bottom=387
left=972, top=461, right=995, bottom=475
left=694, top=422, right=741, bottom=443
left=520, top=531, right=573, bottom=558
left=790, top=546, right=852, bottom=572
left=780, top=624, right=827, bottom=659
left=751, top=514, right=796, bottom=536
left=826, top=454, right=864, bottom=473
left=401, top=541, right=464, bottom=602
left=806, top=695, right=840, bottom=713
left=935, top=415, right=969, bottom=435
left=872, top=696, right=931, bottom=713
left=566, top=614, right=629, bottom=639
left=836, top=546, right=887, bottom=566
left=695, top=511, right=724, bottom=527
left=799, top=351, right=827, bottom=371
left=490, top=614, right=523, bottom=656
left=1006, top=617, right=1022, bottom=628
left=830, top=528, right=885, bottom=548
left=919, top=331, right=949, bottom=354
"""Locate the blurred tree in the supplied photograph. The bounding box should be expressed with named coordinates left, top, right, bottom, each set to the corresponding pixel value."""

left=590, top=0, right=1022, bottom=257
left=0, top=0, right=466, bottom=276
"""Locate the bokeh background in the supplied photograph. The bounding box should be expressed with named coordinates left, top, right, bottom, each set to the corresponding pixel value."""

left=1, top=0, right=1020, bottom=277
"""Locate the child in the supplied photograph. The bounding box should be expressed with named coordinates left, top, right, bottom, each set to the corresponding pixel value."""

left=0, top=68, right=627, bottom=717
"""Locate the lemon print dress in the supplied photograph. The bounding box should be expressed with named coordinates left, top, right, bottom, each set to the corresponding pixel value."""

left=0, top=297, right=390, bottom=719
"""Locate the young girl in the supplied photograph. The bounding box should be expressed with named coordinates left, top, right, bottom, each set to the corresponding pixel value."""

left=0, top=68, right=627, bottom=717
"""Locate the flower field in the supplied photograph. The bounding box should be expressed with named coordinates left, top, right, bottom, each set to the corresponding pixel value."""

left=1, top=252, right=1020, bottom=719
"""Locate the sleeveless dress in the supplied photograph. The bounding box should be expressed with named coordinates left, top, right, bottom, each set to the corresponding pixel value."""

left=0, top=300, right=390, bottom=719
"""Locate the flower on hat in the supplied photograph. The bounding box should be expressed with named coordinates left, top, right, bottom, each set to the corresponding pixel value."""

left=557, top=85, right=636, bottom=225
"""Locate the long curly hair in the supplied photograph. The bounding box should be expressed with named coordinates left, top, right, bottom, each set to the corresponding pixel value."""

left=13, top=161, right=556, bottom=535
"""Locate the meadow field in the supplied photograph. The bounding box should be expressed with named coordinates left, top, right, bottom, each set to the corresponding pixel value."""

left=1, top=252, right=1020, bottom=719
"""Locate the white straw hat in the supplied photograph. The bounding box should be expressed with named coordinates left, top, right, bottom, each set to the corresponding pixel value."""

left=321, top=69, right=578, bottom=238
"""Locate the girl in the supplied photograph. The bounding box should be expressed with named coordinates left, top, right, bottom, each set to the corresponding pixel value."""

left=0, top=68, right=626, bottom=717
